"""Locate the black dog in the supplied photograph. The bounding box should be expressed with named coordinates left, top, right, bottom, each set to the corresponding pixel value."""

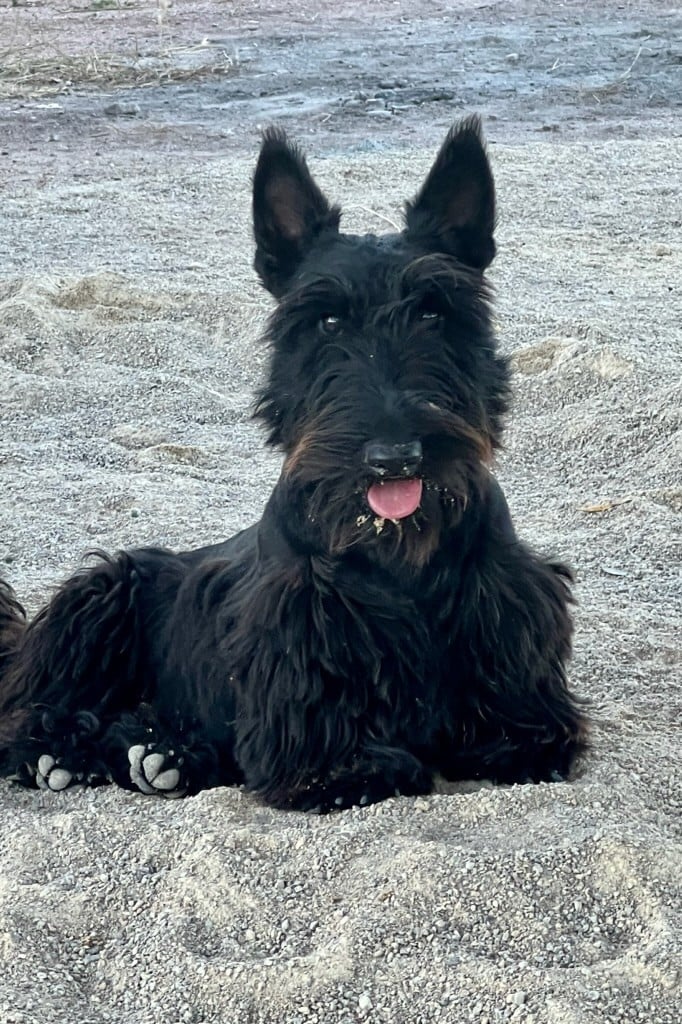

left=0, top=117, right=587, bottom=811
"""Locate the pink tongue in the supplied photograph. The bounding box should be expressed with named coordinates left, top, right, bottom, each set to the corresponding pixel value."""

left=366, top=478, right=423, bottom=520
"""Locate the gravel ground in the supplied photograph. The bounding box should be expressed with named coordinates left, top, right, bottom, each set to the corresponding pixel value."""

left=0, top=3, right=680, bottom=1022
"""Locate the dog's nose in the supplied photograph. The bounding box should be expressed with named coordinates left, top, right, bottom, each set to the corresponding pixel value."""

left=363, top=440, right=423, bottom=478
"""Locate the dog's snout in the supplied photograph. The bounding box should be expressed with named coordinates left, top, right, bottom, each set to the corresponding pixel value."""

left=363, top=440, right=423, bottom=478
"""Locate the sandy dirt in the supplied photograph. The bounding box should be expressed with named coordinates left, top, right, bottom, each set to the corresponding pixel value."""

left=0, top=2, right=680, bottom=1023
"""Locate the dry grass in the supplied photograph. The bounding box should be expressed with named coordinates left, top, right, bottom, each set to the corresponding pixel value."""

left=0, top=45, right=237, bottom=99
left=579, top=40, right=649, bottom=102
left=0, top=1, right=237, bottom=100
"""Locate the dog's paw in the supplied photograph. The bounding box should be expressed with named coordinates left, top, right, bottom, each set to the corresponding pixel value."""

left=127, top=744, right=187, bottom=798
left=30, top=753, right=106, bottom=792
left=11, top=710, right=109, bottom=792
left=282, top=768, right=431, bottom=814
left=36, top=754, right=77, bottom=792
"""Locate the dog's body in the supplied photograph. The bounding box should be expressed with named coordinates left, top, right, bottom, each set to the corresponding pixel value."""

left=0, top=118, right=587, bottom=811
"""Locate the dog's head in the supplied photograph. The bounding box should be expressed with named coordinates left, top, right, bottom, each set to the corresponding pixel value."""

left=252, top=117, right=511, bottom=566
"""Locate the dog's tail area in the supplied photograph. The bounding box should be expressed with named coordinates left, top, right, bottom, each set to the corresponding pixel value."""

left=0, top=577, right=29, bottom=757
left=0, top=577, right=27, bottom=681
left=0, top=553, right=147, bottom=767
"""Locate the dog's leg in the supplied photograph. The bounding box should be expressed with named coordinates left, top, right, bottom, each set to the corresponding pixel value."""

left=439, top=544, right=588, bottom=785
left=230, top=551, right=436, bottom=813
left=0, top=551, right=155, bottom=790
left=236, top=696, right=433, bottom=813
left=248, top=747, right=433, bottom=814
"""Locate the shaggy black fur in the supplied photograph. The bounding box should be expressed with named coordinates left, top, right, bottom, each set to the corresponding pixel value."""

left=0, top=117, right=587, bottom=811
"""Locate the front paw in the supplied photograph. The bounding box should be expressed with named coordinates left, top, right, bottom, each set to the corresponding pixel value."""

left=481, top=732, right=587, bottom=785
left=287, top=777, right=387, bottom=813
left=36, top=754, right=81, bottom=792
left=273, top=767, right=432, bottom=814
left=7, top=710, right=109, bottom=791
left=127, top=744, right=188, bottom=798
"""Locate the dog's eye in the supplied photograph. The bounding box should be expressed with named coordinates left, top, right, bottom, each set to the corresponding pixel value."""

left=420, top=310, right=441, bottom=322
left=319, top=315, right=343, bottom=336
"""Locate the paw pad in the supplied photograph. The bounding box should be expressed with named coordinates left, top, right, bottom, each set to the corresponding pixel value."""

left=128, top=744, right=186, bottom=798
left=36, top=755, right=75, bottom=792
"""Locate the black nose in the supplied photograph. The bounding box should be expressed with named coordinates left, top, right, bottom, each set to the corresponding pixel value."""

left=363, top=440, right=423, bottom=478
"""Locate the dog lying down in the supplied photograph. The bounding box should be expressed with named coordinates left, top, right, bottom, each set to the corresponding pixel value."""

left=0, top=117, right=587, bottom=812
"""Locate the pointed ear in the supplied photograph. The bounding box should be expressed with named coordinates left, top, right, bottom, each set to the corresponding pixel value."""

left=252, top=128, right=341, bottom=296
left=405, top=115, right=496, bottom=269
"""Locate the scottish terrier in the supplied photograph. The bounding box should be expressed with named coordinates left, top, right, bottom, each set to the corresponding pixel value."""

left=0, top=117, right=587, bottom=811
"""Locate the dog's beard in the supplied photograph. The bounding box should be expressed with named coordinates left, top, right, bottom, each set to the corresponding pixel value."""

left=286, top=451, right=487, bottom=569
left=348, top=483, right=462, bottom=567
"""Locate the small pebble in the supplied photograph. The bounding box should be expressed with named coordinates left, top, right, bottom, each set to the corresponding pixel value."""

left=103, top=101, right=141, bottom=117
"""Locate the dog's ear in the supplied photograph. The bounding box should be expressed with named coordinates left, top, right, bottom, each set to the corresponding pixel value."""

left=405, top=115, right=496, bottom=269
left=253, top=129, right=341, bottom=296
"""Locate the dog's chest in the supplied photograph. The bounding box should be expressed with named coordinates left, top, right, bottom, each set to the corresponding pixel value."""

left=316, top=566, right=451, bottom=705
